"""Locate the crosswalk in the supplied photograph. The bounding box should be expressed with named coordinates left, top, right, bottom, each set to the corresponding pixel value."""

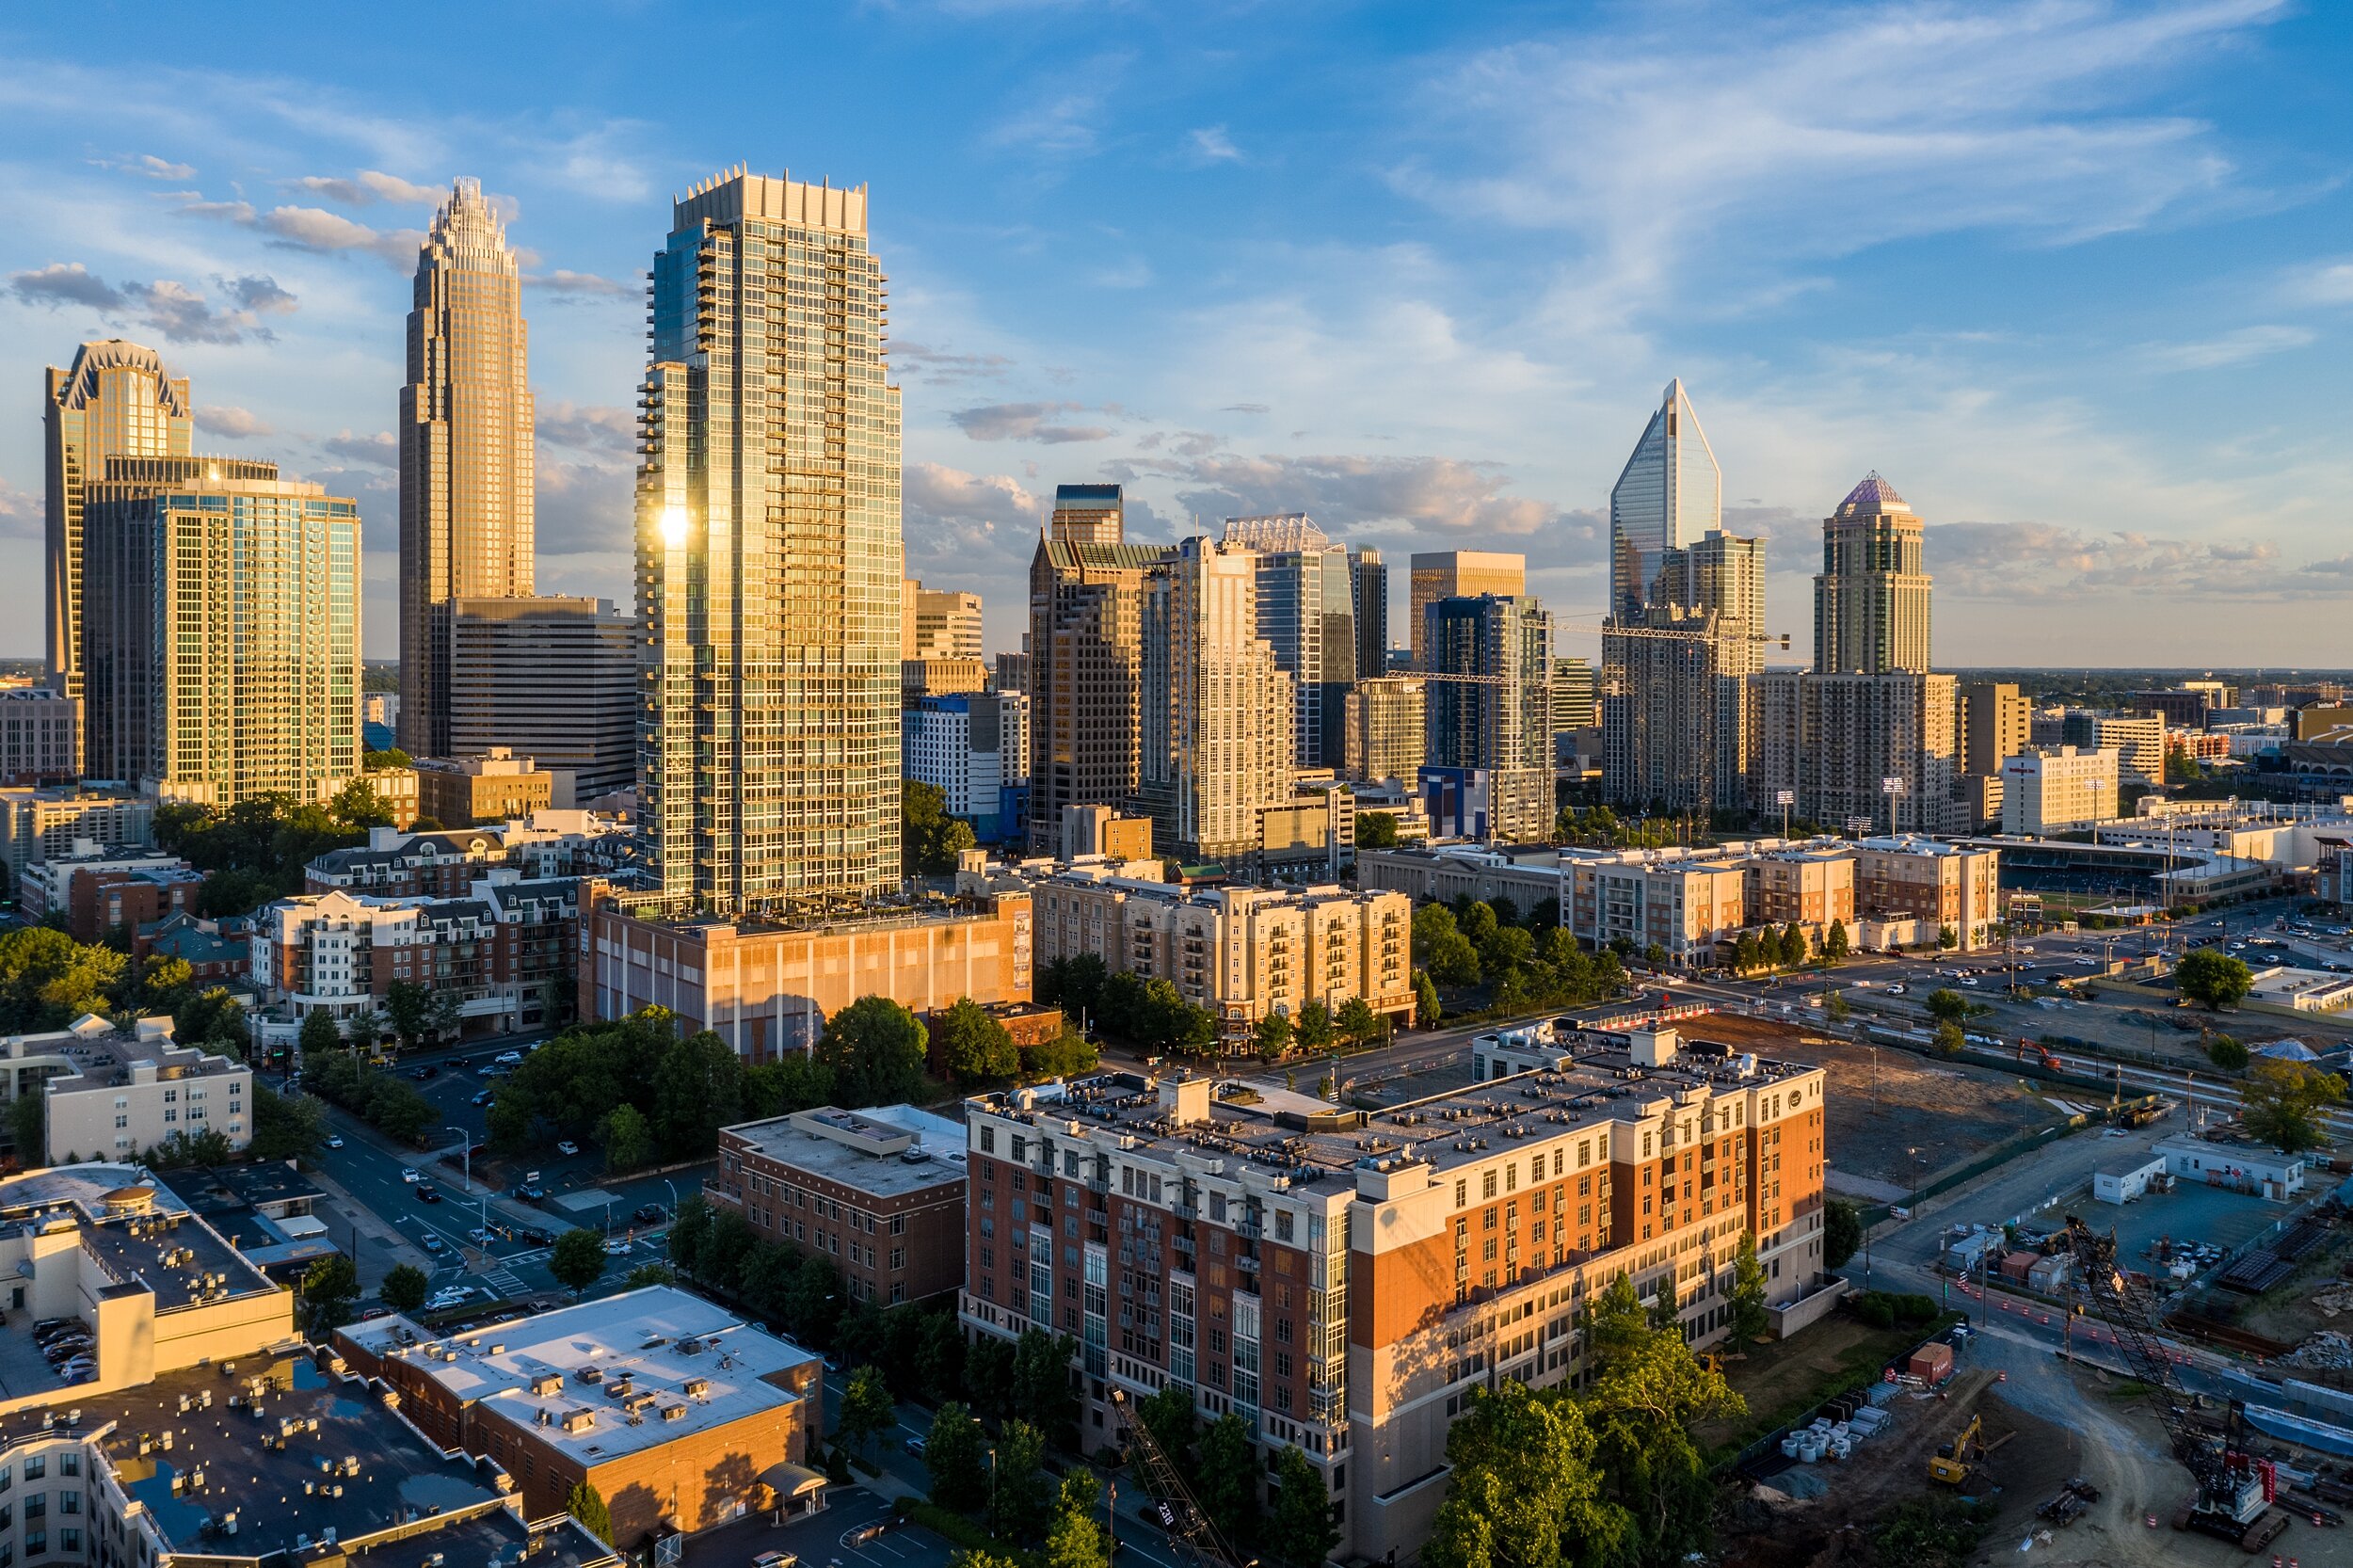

left=480, top=1267, right=530, bottom=1298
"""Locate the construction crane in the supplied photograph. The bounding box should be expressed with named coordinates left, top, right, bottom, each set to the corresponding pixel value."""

left=2058, top=1214, right=2289, bottom=1552
left=1416, top=620, right=1793, bottom=690
left=1929, top=1413, right=1982, bottom=1485
left=1108, top=1388, right=1254, bottom=1568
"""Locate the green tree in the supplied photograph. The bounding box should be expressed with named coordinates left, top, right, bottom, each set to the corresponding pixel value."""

left=1196, top=1413, right=1261, bottom=1549
left=178, top=986, right=250, bottom=1052
left=299, top=1254, right=360, bottom=1336
left=2241, top=1058, right=2346, bottom=1154
left=937, top=997, right=1020, bottom=1082
left=1044, top=1472, right=1111, bottom=1568
left=0, top=927, right=127, bottom=1032
left=550, top=1227, right=607, bottom=1298
left=328, top=776, right=396, bottom=831
left=365, top=1077, right=437, bottom=1144
left=924, top=1401, right=991, bottom=1512
left=2178, top=948, right=2255, bottom=1011
left=1579, top=1273, right=1744, bottom=1566
left=1132, top=1382, right=1197, bottom=1468
left=1253, top=1012, right=1294, bottom=1061
left=8, top=1091, right=44, bottom=1162
left=1265, top=1444, right=1338, bottom=1568
left=1293, top=999, right=1334, bottom=1054
left=600, top=1103, right=654, bottom=1172
left=1422, top=1380, right=1611, bottom=1568
left=1021, top=1025, right=1098, bottom=1080
left=1489, top=895, right=1521, bottom=929
left=1354, top=811, right=1400, bottom=849
left=1823, top=1197, right=1863, bottom=1270
left=382, top=980, right=432, bottom=1048
left=1780, top=922, right=1809, bottom=968
left=345, top=1007, right=382, bottom=1054
left=624, top=1262, right=677, bottom=1288
left=297, top=1008, right=343, bottom=1059
left=248, top=1084, right=326, bottom=1162
left=1731, top=1234, right=1770, bottom=1342
left=963, top=1333, right=1016, bottom=1416
left=380, top=1263, right=431, bottom=1314
left=650, top=1029, right=745, bottom=1159
left=986, top=1418, right=1052, bottom=1544
left=837, top=1363, right=898, bottom=1456
left=1458, top=900, right=1499, bottom=948
left=1936, top=924, right=1959, bottom=951
left=816, top=995, right=930, bottom=1107
left=1648, top=1271, right=1678, bottom=1332
left=1415, top=970, right=1443, bottom=1028
left=1641, top=941, right=1669, bottom=969
left=1012, top=1327, right=1080, bottom=1442
left=1823, top=990, right=1851, bottom=1026
left=567, top=1480, right=614, bottom=1545
left=904, top=780, right=979, bottom=877
left=1823, top=920, right=1850, bottom=961
left=133, top=954, right=197, bottom=1016
left=1933, top=1019, right=1965, bottom=1056
left=1336, top=997, right=1381, bottom=1045
left=2206, top=1033, right=2250, bottom=1070
left=1924, top=987, right=1968, bottom=1024
left=1413, top=904, right=1481, bottom=987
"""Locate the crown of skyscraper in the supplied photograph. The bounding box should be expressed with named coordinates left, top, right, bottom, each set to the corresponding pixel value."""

left=1835, top=471, right=1910, bottom=515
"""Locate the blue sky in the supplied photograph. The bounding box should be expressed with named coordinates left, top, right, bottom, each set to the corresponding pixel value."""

left=1, top=0, right=2348, bottom=665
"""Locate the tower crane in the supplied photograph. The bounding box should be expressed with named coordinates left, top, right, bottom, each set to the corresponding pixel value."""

left=1108, top=1388, right=1255, bottom=1568
left=2058, top=1214, right=2290, bottom=1553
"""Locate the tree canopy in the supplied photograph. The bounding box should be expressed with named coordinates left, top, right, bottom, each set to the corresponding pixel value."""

left=2178, top=948, right=2254, bottom=1011
left=2241, top=1057, right=2345, bottom=1154
left=816, top=996, right=931, bottom=1106
left=905, top=780, right=979, bottom=877
left=936, top=997, right=1019, bottom=1083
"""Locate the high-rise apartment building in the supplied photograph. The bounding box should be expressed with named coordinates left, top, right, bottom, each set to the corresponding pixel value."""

left=1958, top=680, right=2029, bottom=826
left=1346, top=676, right=1427, bottom=783
left=1602, top=604, right=1751, bottom=815
left=1424, top=595, right=1553, bottom=842
left=398, top=180, right=536, bottom=759
left=82, top=457, right=360, bottom=805
left=1814, top=472, right=1930, bottom=675
left=1407, top=552, right=1523, bottom=670
left=1551, top=656, right=1596, bottom=735
left=1223, top=515, right=1355, bottom=770
left=1609, top=378, right=1720, bottom=619
left=44, top=340, right=192, bottom=715
left=904, top=581, right=984, bottom=660
left=1137, top=537, right=1295, bottom=865
left=2057, top=711, right=2166, bottom=785
left=1028, top=485, right=1174, bottom=854
left=2001, top=746, right=2120, bottom=835
left=1350, top=547, right=1387, bottom=684
left=450, top=597, right=638, bottom=799
left=638, top=169, right=903, bottom=914
left=1748, top=670, right=1957, bottom=838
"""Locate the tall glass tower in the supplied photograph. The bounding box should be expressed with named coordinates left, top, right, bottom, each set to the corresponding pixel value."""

left=1608, top=378, right=1721, bottom=619
left=639, top=168, right=903, bottom=914
left=45, top=340, right=191, bottom=715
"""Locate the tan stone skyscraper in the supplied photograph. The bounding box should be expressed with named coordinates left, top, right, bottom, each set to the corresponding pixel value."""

left=399, top=178, right=535, bottom=758
left=45, top=340, right=191, bottom=711
left=1813, top=472, right=1930, bottom=676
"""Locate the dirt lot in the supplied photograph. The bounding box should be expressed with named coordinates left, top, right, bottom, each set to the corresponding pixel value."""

left=1694, top=1014, right=2068, bottom=1192
left=1699, top=1315, right=1919, bottom=1452
left=2234, top=1226, right=2353, bottom=1347
left=1717, top=1365, right=2329, bottom=1568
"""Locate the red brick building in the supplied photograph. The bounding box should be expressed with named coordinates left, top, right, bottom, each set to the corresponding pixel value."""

left=710, top=1105, right=968, bottom=1306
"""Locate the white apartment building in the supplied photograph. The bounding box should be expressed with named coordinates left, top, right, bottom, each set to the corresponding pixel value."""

left=0, top=789, right=155, bottom=882
left=36, top=1015, right=250, bottom=1163
left=2001, top=746, right=2121, bottom=835
left=904, top=690, right=1030, bottom=841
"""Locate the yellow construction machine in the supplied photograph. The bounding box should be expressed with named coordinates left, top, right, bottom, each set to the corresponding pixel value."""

left=1929, top=1414, right=1983, bottom=1485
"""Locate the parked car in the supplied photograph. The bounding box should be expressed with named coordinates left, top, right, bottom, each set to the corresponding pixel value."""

left=472, top=1090, right=495, bottom=1107
left=902, top=1437, right=926, bottom=1459
left=632, top=1204, right=665, bottom=1225
left=752, top=1552, right=799, bottom=1568
left=360, top=1307, right=389, bottom=1320
left=554, top=1140, right=581, bottom=1157
left=516, top=1183, right=548, bottom=1204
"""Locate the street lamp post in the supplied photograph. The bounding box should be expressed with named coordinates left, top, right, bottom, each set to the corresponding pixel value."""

left=662, top=1178, right=680, bottom=1220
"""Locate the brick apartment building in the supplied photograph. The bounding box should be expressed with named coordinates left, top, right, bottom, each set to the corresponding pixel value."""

left=252, top=873, right=581, bottom=1034
left=335, top=1286, right=825, bottom=1549
left=709, top=1105, right=968, bottom=1305
left=959, top=1028, right=1829, bottom=1562
left=307, top=813, right=632, bottom=898
left=17, top=846, right=200, bottom=942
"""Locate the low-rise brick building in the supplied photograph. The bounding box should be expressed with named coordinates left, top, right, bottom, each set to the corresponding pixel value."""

left=711, top=1104, right=968, bottom=1306
left=17, top=843, right=200, bottom=942
left=335, top=1286, right=825, bottom=1551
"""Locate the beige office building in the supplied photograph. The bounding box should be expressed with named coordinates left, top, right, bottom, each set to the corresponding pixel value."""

left=1959, top=680, right=2029, bottom=826
left=1853, top=837, right=2000, bottom=952
left=1346, top=676, right=1427, bottom=783
left=416, top=747, right=555, bottom=825
left=639, top=170, right=903, bottom=914
left=82, top=461, right=360, bottom=806
left=1408, top=550, right=1524, bottom=669
left=39, top=1016, right=250, bottom=1164
left=1139, top=537, right=1295, bottom=865
left=1029, top=484, right=1171, bottom=853
left=1814, top=472, right=1931, bottom=676
left=2001, top=746, right=2120, bottom=835
left=904, top=581, right=984, bottom=660
left=450, top=595, right=637, bottom=798
left=44, top=340, right=191, bottom=717
left=1745, top=847, right=1857, bottom=932
left=399, top=180, right=536, bottom=760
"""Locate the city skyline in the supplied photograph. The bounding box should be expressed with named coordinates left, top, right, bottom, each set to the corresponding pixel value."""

left=0, top=4, right=2348, bottom=666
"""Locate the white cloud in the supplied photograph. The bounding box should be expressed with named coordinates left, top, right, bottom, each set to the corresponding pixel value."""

left=530, top=268, right=635, bottom=299
left=952, top=401, right=1115, bottom=442
left=284, top=169, right=443, bottom=206
left=7, top=261, right=120, bottom=309
left=1927, top=520, right=2320, bottom=600
left=91, top=152, right=196, bottom=181
left=1409, top=0, right=2286, bottom=324
left=1187, top=125, right=1242, bottom=164
left=536, top=401, right=636, bottom=455
left=5, top=262, right=294, bottom=343
left=321, top=429, right=397, bottom=468
left=985, top=59, right=1125, bottom=159
left=2139, top=324, right=2313, bottom=371
left=197, top=406, right=272, bottom=439
left=2284, top=258, right=2353, bottom=307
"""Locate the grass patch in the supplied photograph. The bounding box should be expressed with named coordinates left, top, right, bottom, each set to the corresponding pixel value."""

left=1703, top=1310, right=1963, bottom=1460
left=894, top=1499, right=1034, bottom=1565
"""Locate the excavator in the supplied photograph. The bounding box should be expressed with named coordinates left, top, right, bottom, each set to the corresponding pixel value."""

left=2058, top=1214, right=2291, bottom=1553
left=1929, top=1414, right=1982, bottom=1486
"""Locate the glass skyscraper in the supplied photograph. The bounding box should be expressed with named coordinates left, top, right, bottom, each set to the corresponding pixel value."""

left=44, top=340, right=191, bottom=722
left=1223, top=515, right=1355, bottom=770
left=638, top=169, right=903, bottom=915
left=1608, top=377, right=1721, bottom=619
left=398, top=180, right=536, bottom=759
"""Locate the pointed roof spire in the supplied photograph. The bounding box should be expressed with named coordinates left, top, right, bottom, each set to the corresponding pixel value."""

left=1837, top=471, right=1908, bottom=514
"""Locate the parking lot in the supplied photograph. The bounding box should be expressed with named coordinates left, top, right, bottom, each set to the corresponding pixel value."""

left=2075, top=1168, right=2285, bottom=1269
